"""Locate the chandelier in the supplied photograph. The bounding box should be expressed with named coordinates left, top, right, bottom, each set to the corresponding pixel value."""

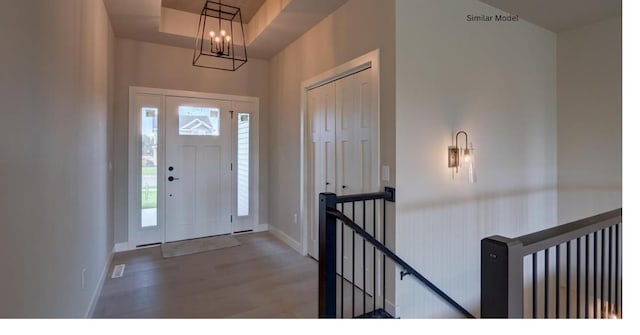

left=193, top=0, right=248, bottom=71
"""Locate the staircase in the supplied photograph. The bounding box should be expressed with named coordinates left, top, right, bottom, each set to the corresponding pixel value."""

left=318, top=188, right=474, bottom=319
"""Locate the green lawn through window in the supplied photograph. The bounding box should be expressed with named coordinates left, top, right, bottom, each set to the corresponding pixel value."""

left=141, top=186, right=157, bottom=209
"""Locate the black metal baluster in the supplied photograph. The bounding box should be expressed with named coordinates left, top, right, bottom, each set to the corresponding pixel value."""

left=566, top=240, right=571, bottom=318
left=545, top=249, right=549, bottom=318
left=383, top=199, right=387, bottom=313
left=577, top=237, right=581, bottom=318
left=533, top=252, right=537, bottom=318
left=340, top=203, right=344, bottom=318
left=556, top=245, right=560, bottom=319
left=608, top=226, right=612, bottom=317
left=585, top=234, right=590, bottom=318
left=593, top=231, right=598, bottom=318
left=617, top=224, right=621, bottom=318
left=613, top=225, right=620, bottom=314
left=373, top=200, right=377, bottom=313
left=362, top=200, right=366, bottom=315
left=600, top=229, right=605, bottom=318
left=352, top=202, right=355, bottom=318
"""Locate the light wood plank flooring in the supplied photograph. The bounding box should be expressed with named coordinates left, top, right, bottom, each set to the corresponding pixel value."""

left=92, top=232, right=318, bottom=318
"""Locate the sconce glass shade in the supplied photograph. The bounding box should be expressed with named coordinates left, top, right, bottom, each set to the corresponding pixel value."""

left=467, top=147, right=477, bottom=184
left=448, top=131, right=476, bottom=183
left=193, top=1, right=248, bottom=71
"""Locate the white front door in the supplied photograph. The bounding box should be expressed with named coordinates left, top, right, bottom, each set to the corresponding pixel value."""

left=165, top=96, right=233, bottom=242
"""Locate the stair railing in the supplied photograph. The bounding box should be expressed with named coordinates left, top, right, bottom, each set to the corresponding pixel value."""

left=318, top=188, right=474, bottom=318
left=481, top=208, right=622, bottom=318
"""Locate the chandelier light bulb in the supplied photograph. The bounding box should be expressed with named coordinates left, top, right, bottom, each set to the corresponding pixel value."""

left=209, top=31, right=215, bottom=38
left=220, top=29, right=226, bottom=36
left=226, top=35, right=232, bottom=42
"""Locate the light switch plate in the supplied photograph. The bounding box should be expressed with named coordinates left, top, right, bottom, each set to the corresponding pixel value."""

left=382, top=165, right=390, bottom=182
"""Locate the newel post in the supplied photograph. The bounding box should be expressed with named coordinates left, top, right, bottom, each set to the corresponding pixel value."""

left=481, top=236, right=524, bottom=318
left=318, top=192, right=337, bottom=318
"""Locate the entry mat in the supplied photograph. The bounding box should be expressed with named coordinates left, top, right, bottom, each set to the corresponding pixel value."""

left=161, top=235, right=241, bottom=258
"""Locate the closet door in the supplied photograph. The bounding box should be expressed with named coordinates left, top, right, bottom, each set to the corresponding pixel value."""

left=308, top=67, right=375, bottom=267
left=336, top=68, right=374, bottom=197
left=309, top=82, right=336, bottom=259
left=335, top=68, right=376, bottom=298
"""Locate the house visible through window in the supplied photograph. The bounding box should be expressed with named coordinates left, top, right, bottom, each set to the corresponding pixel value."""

left=237, top=113, right=250, bottom=217
left=179, top=106, right=220, bottom=136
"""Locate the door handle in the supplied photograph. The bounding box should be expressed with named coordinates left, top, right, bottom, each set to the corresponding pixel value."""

left=342, top=185, right=347, bottom=189
left=168, top=176, right=180, bottom=182
left=325, top=182, right=330, bottom=186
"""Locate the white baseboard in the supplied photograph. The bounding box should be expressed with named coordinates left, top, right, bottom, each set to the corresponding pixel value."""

left=113, top=242, right=131, bottom=253
left=255, top=222, right=269, bottom=232
left=85, top=251, right=113, bottom=318
left=385, top=298, right=396, bottom=317
left=269, top=225, right=304, bottom=255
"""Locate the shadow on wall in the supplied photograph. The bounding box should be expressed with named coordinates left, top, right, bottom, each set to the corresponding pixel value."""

left=395, top=187, right=558, bottom=318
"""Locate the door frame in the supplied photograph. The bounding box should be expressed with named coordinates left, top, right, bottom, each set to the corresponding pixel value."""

left=299, top=49, right=381, bottom=256
left=127, top=86, right=261, bottom=250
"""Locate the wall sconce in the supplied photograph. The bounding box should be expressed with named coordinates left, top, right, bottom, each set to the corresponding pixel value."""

left=448, top=131, right=477, bottom=183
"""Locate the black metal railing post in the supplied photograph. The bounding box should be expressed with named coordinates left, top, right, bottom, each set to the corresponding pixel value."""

left=481, top=236, right=524, bottom=318
left=319, top=192, right=338, bottom=318
left=481, top=209, right=621, bottom=319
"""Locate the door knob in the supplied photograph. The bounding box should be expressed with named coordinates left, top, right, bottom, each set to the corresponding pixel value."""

left=168, top=176, right=180, bottom=182
left=168, top=166, right=174, bottom=171
left=342, top=185, right=347, bottom=189
left=325, top=182, right=330, bottom=186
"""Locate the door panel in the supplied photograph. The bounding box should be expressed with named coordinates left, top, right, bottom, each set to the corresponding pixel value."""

left=165, top=97, right=232, bottom=242
left=308, top=67, right=376, bottom=271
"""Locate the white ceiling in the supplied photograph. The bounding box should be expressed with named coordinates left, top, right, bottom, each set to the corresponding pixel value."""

left=161, top=0, right=266, bottom=23
left=103, top=0, right=348, bottom=59
left=479, top=0, right=621, bottom=32
left=103, top=0, right=623, bottom=61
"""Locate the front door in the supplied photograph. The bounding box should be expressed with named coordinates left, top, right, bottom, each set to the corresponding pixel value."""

left=165, top=96, right=232, bottom=242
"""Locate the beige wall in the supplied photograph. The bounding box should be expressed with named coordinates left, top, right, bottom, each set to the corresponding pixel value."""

left=557, top=17, right=622, bottom=223
left=396, top=0, right=557, bottom=317
left=268, top=0, right=396, bottom=247
left=0, top=0, right=115, bottom=317
left=113, top=39, right=270, bottom=243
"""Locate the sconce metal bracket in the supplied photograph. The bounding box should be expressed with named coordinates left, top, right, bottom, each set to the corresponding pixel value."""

left=448, top=146, right=460, bottom=168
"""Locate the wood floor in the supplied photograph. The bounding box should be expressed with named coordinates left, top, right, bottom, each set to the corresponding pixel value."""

left=92, top=232, right=318, bottom=318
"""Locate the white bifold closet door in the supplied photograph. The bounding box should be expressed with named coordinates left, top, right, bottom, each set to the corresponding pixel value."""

left=308, top=67, right=377, bottom=298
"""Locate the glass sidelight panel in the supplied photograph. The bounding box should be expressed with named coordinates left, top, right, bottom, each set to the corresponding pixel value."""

left=237, top=113, right=250, bottom=217
left=141, top=107, right=158, bottom=228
